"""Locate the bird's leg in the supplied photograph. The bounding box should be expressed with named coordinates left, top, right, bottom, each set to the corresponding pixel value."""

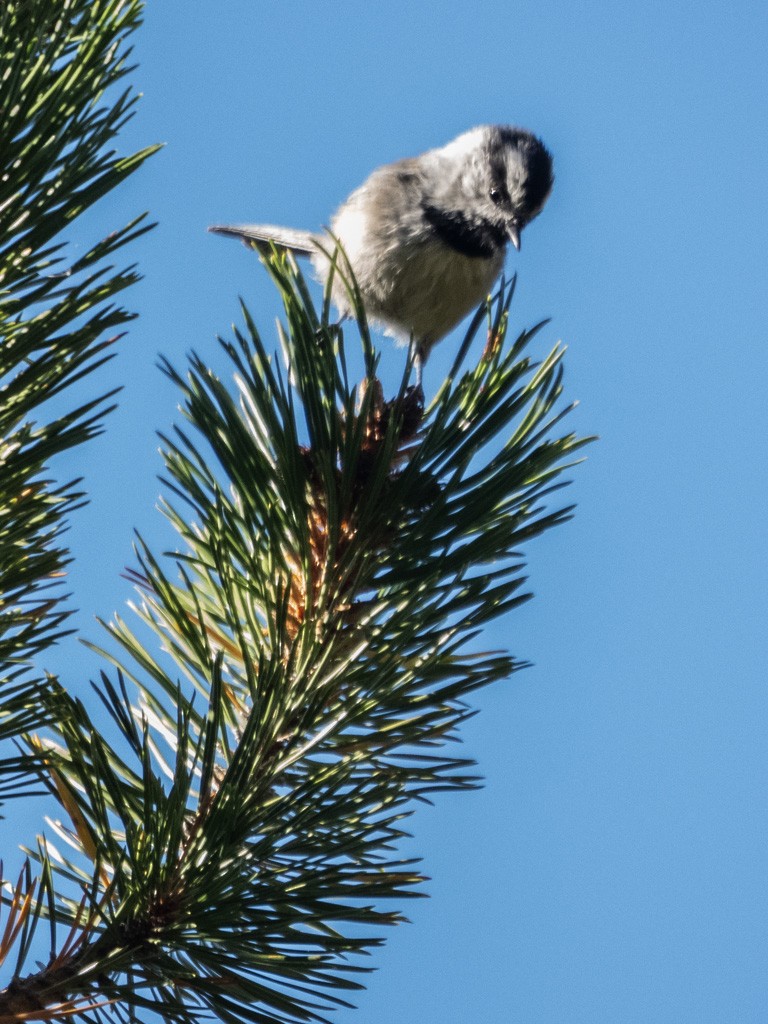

left=414, top=353, right=423, bottom=390
left=410, top=338, right=426, bottom=396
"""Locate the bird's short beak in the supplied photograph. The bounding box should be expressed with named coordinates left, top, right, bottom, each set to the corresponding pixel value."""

left=507, top=222, right=521, bottom=251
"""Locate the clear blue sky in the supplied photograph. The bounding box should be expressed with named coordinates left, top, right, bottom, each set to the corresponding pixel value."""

left=36, top=2, right=768, bottom=1021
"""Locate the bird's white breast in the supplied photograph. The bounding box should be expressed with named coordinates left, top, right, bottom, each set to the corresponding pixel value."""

left=386, top=239, right=504, bottom=347
left=314, top=179, right=505, bottom=354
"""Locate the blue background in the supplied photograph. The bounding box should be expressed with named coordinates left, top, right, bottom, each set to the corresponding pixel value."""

left=29, top=2, right=768, bottom=1021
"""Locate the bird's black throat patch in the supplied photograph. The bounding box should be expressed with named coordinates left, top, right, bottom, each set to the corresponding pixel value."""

left=420, top=204, right=506, bottom=259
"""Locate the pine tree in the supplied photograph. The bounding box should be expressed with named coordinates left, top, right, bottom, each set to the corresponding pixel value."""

left=0, top=4, right=590, bottom=1022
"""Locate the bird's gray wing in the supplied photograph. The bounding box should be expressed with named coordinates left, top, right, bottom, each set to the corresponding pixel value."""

left=208, top=223, right=316, bottom=256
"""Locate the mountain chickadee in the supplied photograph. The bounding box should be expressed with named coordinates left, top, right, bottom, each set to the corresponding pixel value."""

left=210, top=125, right=553, bottom=381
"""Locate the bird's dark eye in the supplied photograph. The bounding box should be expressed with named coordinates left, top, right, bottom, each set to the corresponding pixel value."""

left=489, top=187, right=502, bottom=205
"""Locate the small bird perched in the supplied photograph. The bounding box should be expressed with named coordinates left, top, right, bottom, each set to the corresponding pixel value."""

left=210, top=125, right=553, bottom=382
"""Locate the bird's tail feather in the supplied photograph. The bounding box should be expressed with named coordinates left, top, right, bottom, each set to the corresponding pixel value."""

left=208, top=223, right=316, bottom=256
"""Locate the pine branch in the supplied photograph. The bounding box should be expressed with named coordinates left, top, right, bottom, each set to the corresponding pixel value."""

left=0, top=0, right=158, bottom=743
left=0, top=251, right=591, bottom=1023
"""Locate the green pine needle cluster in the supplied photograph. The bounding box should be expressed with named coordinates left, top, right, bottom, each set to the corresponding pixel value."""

left=0, top=3, right=592, bottom=1022
left=0, top=0, right=158, bottom=729
left=0, top=249, right=589, bottom=1024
